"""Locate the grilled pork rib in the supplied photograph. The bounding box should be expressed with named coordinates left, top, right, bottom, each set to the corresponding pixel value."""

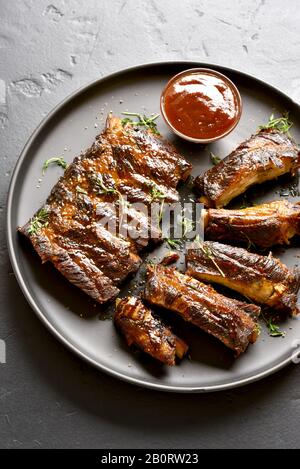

left=114, top=296, right=188, bottom=366
left=202, top=200, right=300, bottom=248
left=143, top=265, right=260, bottom=356
left=194, top=129, right=300, bottom=208
left=186, top=241, right=300, bottom=316
left=19, top=116, right=192, bottom=303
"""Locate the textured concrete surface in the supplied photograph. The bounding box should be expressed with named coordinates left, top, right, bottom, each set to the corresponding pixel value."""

left=1, top=0, right=300, bottom=449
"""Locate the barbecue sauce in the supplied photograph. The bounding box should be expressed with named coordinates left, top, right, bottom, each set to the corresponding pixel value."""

left=162, top=70, right=241, bottom=140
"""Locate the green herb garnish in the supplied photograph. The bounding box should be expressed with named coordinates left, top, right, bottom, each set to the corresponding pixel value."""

left=28, top=207, right=49, bottom=235
left=145, top=181, right=166, bottom=202
left=210, top=152, right=221, bottom=165
left=145, top=182, right=166, bottom=226
left=165, top=238, right=181, bottom=249
left=150, top=186, right=165, bottom=202
left=76, top=186, right=88, bottom=195
left=42, top=157, right=68, bottom=174
left=194, top=236, right=225, bottom=277
left=199, top=243, right=225, bottom=277
left=91, top=173, right=117, bottom=196
left=261, top=311, right=285, bottom=337
left=267, top=319, right=285, bottom=337
left=240, top=231, right=256, bottom=250
left=90, top=172, right=130, bottom=228
left=259, top=112, right=293, bottom=134
left=121, top=112, right=160, bottom=135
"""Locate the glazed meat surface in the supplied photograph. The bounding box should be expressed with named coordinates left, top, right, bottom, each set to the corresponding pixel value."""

left=186, top=241, right=300, bottom=315
left=114, top=296, right=188, bottom=366
left=143, top=265, right=260, bottom=356
left=202, top=200, right=300, bottom=248
left=19, top=116, right=192, bottom=303
left=194, top=129, right=300, bottom=208
left=160, top=251, right=180, bottom=266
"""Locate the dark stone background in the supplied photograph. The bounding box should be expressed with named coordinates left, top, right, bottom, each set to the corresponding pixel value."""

left=1, top=0, right=300, bottom=449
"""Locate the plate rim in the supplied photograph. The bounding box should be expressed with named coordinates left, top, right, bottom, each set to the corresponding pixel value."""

left=6, top=60, right=299, bottom=393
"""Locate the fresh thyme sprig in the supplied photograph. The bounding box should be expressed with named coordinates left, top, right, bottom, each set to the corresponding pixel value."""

left=91, top=173, right=118, bottom=196
left=121, top=112, right=160, bottom=135
left=259, top=112, right=293, bottom=134
left=240, top=231, right=256, bottom=250
left=261, top=310, right=285, bottom=337
left=199, top=244, right=225, bottom=278
left=194, top=236, right=225, bottom=277
left=90, top=172, right=129, bottom=226
left=28, top=207, right=49, bottom=235
left=165, top=238, right=181, bottom=249
left=150, top=185, right=165, bottom=201
left=267, top=319, right=285, bottom=337
left=210, top=152, right=221, bottom=166
left=42, top=157, right=68, bottom=174
left=145, top=182, right=166, bottom=227
left=76, top=186, right=88, bottom=195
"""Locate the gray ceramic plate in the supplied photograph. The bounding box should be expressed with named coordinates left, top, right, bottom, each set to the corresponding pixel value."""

left=7, top=62, right=300, bottom=392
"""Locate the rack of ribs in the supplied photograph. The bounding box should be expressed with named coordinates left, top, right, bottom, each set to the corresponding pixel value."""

left=143, top=265, right=260, bottom=356
left=186, top=241, right=300, bottom=316
left=202, top=199, right=300, bottom=248
left=114, top=296, right=188, bottom=365
left=19, top=116, right=192, bottom=303
left=194, top=129, right=300, bottom=208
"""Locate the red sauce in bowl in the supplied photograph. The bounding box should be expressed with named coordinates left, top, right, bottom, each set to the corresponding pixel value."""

left=161, top=69, right=241, bottom=142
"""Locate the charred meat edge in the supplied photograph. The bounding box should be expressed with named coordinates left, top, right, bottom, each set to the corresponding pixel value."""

left=114, top=296, right=188, bottom=366
left=194, top=129, right=300, bottom=208
left=186, top=241, right=300, bottom=316
left=143, top=265, right=260, bottom=356
left=19, top=116, right=192, bottom=304
left=202, top=199, right=300, bottom=249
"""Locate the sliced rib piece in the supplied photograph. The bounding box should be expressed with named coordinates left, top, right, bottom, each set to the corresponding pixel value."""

left=202, top=200, right=300, bottom=248
left=143, top=265, right=260, bottom=356
left=194, top=129, right=300, bottom=208
left=114, top=296, right=188, bottom=365
left=186, top=241, right=300, bottom=316
left=19, top=116, right=192, bottom=303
